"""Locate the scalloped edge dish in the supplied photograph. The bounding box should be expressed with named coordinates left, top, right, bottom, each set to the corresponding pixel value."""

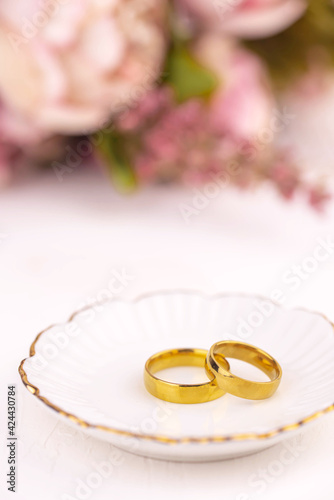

left=18, top=291, right=334, bottom=460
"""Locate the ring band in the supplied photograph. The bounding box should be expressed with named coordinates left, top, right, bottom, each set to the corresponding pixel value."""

left=144, top=348, right=230, bottom=404
left=205, top=341, right=282, bottom=400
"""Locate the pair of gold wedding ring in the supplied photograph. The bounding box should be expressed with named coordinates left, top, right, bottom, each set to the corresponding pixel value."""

left=144, top=341, right=282, bottom=403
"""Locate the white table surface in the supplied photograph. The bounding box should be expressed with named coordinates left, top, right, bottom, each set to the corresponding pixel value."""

left=1, top=167, right=334, bottom=500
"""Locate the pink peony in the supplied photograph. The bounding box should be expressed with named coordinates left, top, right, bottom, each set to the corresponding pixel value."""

left=0, top=0, right=167, bottom=135
left=0, top=99, right=61, bottom=186
left=177, top=0, right=307, bottom=38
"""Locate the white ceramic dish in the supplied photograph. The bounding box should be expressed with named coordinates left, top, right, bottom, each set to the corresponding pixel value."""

left=19, top=291, right=334, bottom=462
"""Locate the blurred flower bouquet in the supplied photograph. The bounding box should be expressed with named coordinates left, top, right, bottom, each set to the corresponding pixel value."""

left=0, top=0, right=333, bottom=208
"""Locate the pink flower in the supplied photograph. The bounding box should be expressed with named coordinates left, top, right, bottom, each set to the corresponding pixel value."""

left=177, top=0, right=307, bottom=38
left=308, top=186, right=332, bottom=212
left=112, top=35, right=330, bottom=208
left=0, top=0, right=167, bottom=134
left=115, top=36, right=274, bottom=183
left=193, top=35, right=273, bottom=140
left=0, top=99, right=58, bottom=186
left=268, top=158, right=301, bottom=199
left=0, top=101, right=37, bottom=184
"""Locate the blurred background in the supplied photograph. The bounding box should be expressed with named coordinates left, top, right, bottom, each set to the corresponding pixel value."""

left=1, top=2, right=334, bottom=499
left=0, top=0, right=333, bottom=204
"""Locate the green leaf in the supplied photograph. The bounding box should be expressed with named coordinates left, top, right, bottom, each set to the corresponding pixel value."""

left=166, top=43, right=218, bottom=102
left=96, top=131, right=137, bottom=193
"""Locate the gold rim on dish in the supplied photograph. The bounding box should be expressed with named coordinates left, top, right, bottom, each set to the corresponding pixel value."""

left=18, top=290, right=334, bottom=445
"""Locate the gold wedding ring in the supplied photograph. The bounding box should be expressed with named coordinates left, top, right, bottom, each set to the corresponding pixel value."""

left=144, top=348, right=230, bottom=404
left=205, top=340, right=282, bottom=400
